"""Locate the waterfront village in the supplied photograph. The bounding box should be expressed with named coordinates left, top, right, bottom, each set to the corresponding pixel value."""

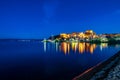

left=42, top=30, right=120, bottom=43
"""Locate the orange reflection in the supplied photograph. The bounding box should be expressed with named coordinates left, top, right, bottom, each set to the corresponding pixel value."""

left=74, top=43, right=78, bottom=52
left=86, top=43, right=90, bottom=52
left=89, top=44, right=97, bottom=54
left=60, top=42, right=97, bottom=54
left=90, top=45, right=94, bottom=54
left=43, top=42, right=99, bottom=54
left=61, top=42, right=67, bottom=54
left=71, top=42, right=78, bottom=52
left=78, top=43, right=85, bottom=54
left=61, top=42, right=70, bottom=55
left=93, top=44, right=97, bottom=49
left=67, top=43, right=70, bottom=54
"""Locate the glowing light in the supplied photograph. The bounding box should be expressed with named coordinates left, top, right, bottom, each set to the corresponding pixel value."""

left=44, top=42, right=46, bottom=52
left=67, top=43, right=70, bottom=54
left=100, top=43, right=108, bottom=51
left=78, top=43, right=85, bottom=53
left=86, top=43, right=90, bottom=52
left=74, top=42, right=78, bottom=52
left=93, top=44, right=97, bottom=49
left=55, top=42, right=59, bottom=52
left=90, top=45, right=94, bottom=54
left=61, top=42, right=68, bottom=54
left=101, top=43, right=108, bottom=48
left=43, top=42, right=98, bottom=55
left=72, top=42, right=75, bottom=51
left=60, top=33, right=70, bottom=39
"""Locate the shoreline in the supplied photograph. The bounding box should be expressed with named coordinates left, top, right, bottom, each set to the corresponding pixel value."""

left=73, top=50, right=120, bottom=80
left=42, top=39, right=120, bottom=44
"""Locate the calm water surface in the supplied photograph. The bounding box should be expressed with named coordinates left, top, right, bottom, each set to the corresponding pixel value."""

left=0, top=41, right=120, bottom=80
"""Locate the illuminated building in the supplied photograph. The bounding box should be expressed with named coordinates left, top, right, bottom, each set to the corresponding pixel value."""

left=60, top=33, right=70, bottom=39
left=84, top=30, right=96, bottom=39
left=59, top=30, right=98, bottom=40
left=71, top=32, right=78, bottom=38
left=78, top=32, right=85, bottom=39
left=47, top=30, right=120, bottom=43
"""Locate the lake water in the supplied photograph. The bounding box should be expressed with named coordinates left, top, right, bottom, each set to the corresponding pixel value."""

left=0, top=41, right=120, bottom=80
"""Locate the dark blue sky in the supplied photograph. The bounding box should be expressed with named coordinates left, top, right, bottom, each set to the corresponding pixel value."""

left=0, top=0, right=120, bottom=39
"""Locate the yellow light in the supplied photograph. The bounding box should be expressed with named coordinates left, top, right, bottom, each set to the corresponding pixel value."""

left=101, top=43, right=108, bottom=48
left=74, top=42, right=78, bottom=52
left=78, top=43, right=85, bottom=54
left=72, top=42, right=75, bottom=51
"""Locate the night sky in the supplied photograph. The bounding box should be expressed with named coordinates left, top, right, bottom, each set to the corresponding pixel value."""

left=0, top=0, right=120, bottom=39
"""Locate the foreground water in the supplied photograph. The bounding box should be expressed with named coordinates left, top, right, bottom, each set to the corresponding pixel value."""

left=0, top=40, right=120, bottom=80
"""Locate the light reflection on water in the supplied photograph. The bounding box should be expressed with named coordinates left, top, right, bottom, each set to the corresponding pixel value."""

left=43, top=42, right=115, bottom=54
left=42, top=42, right=120, bottom=80
left=0, top=41, right=120, bottom=80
